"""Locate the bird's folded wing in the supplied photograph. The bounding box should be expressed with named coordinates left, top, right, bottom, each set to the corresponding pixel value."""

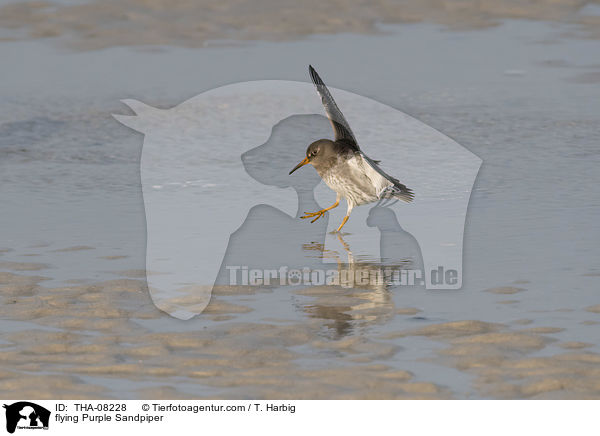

left=309, top=65, right=359, bottom=150
left=362, top=152, right=414, bottom=202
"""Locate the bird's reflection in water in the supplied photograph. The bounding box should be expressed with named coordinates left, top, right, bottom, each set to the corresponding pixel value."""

left=297, top=237, right=404, bottom=339
left=296, top=202, right=422, bottom=339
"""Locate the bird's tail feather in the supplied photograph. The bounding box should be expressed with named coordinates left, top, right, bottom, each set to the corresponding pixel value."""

left=393, top=187, right=414, bottom=203
left=381, top=184, right=414, bottom=203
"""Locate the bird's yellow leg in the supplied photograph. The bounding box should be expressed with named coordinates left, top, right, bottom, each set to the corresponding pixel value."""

left=301, top=198, right=340, bottom=223
left=336, top=215, right=349, bottom=232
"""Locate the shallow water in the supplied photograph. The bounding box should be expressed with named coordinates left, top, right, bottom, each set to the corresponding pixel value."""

left=1, top=19, right=600, bottom=398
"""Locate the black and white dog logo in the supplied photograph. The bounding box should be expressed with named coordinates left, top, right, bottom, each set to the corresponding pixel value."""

left=3, top=402, right=50, bottom=434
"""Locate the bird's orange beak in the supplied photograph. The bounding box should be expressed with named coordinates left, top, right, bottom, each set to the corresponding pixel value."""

left=289, top=157, right=310, bottom=175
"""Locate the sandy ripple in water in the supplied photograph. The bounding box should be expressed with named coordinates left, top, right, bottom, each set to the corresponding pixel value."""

left=0, top=267, right=450, bottom=399
left=0, top=0, right=599, bottom=50
left=396, top=323, right=600, bottom=399
left=1, top=263, right=600, bottom=399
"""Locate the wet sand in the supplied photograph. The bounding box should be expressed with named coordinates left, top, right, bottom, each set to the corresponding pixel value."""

left=0, top=262, right=446, bottom=399
left=1, top=0, right=600, bottom=50
left=1, top=258, right=600, bottom=399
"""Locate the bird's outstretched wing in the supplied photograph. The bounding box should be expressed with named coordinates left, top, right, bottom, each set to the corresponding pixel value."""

left=309, top=65, right=359, bottom=150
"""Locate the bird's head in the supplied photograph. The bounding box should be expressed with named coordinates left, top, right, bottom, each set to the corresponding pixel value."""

left=289, top=139, right=335, bottom=174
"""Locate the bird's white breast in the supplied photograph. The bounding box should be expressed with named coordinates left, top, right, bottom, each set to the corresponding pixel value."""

left=322, top=154, right=392, bottom=207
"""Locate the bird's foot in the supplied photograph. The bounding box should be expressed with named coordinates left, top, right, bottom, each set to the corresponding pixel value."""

left=301, top=210, right=327, bottom=223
